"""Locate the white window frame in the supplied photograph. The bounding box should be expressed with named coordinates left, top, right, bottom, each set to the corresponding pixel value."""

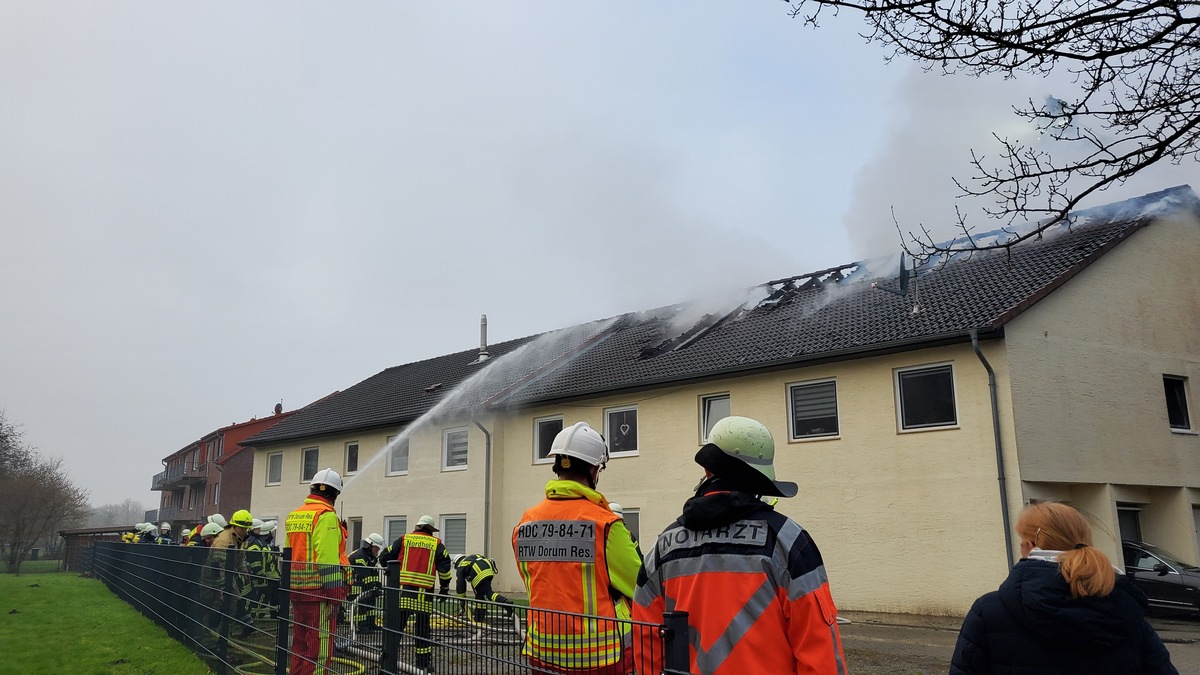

left=384, top=516, right=408, bottom=545
left=605, top=405, right=640, bottom=458
left=344, top=441, right=360, bottom=476
left=699, top=393, right=731, bottom=444
left=788, top=378, right=840, bottom=441
left=441, top=514, right=467, bottom=556
left=622, top=507, right=641, bottom=542
left=301, top=447, right=320, bottom=483
left=213, top=481, right=220, bottom=505
left=533, top=415, right=565, bottom=465
left=266, top=452, right=283, bottom=486
left=386, top=434, right=409, bottom=476
left=442, top=427, right=469, bottom=472
left=894, top=362, right=959, bottom=432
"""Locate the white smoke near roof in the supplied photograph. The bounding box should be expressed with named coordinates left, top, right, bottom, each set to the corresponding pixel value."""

left=841, top=65, right=1195, bottom=260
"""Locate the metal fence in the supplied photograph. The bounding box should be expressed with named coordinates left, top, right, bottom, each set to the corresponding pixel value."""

left=90, top=542, right=690, bottom=674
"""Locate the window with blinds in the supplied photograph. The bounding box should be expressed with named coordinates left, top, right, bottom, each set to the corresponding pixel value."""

left=387, top=435, right=409, bottom=475
left=443, top=428, right=469, bottom=470
left=385, top=517, right=407, bottom=545
left=441, top=515, right=467, bottom=555
left=789, top=380, right=839, bottom=439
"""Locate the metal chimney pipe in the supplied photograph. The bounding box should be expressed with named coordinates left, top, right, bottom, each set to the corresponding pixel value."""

left=478, top=314, right=490, bottom=361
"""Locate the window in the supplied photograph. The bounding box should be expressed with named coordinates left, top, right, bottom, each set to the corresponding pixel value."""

left=348, top=518, right=363, bottom=550
left=1117, top=503, right=1143, bottom=543
left=1165, top=376, right=1192, bottom=430
left=622, top=507, right=641, bottom=542
left=443, top=428, right=469, bottom=470
left=789, top=380, right=839, bottom=439
left=301, top=447, right=319, bottom=482
left=700, top=394, right=730, bottom=443
left=895, top=364, right=957, bottom=430
left=266, top=452, right=283, bottom=486
left=605, top=406, right=639, bottom=456
left=387, top=434, right=409, bottom=475
left=213, top=482, right=220, bottom=505
left=345, top=442, right=360, bottom=475
left=384, top=517, right=407, bottom=545
left=441, top=515, right=467, bottom=555
left=534, top=416, right=564, bottom=463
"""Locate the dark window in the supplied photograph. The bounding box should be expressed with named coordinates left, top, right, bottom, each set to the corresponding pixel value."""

left=790, top=381, right=839, bottom=438
left=897, top=365, right=957, bottom=429
left=623, top=509, right=641, bottom=541
left=301, top=448, right=319, bottom=482
left=607, top=408, right=638, bottom=454
left=1164, top=376, right=1191, bottom=430
left=536, top=418, right=564, bottom=461
left=345, top=443, right=359, bottom=474
left=1117, top=505, right=1143, bottom=543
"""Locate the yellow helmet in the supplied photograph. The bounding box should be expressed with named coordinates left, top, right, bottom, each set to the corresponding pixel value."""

left=230, top=509, right=254, bottom=528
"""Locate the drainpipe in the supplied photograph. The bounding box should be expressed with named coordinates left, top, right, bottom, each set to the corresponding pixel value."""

left=971, top=329, right=1015, bottom=568
left=472, top=418, right=493, bottom=558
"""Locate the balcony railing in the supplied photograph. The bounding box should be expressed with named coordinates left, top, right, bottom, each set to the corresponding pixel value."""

left=151, top=470, right=167, bottom=491
left=157, top=462, right=209, bottom=489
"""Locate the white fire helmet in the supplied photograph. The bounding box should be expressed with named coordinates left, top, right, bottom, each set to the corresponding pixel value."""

left=609, top=503, right=624, bottom=517
left=201, top=522, right=223, bottom=538
left=208, top=514, right=228, bottom=528
left=310, top=468, right=343, bottom=492
left=181, top=529, right=191, bottom=539
left=159, top=522, right=171, bottom=531
left=416, top=515, right=439, bottom=532
left=366, top=532, right=385, bottom=549
left=548, top=422, right=608, bottom=469
left=251, top=518, right=264, bottom=531
left=259, top=521, right=278, bottom=535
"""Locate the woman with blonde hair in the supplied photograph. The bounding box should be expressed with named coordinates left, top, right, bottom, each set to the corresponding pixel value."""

left=950, top=501, right=1177, bottom=674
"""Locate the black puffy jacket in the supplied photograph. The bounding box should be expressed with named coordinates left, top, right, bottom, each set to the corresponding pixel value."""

left=950, top=559, right=1177, bottom=674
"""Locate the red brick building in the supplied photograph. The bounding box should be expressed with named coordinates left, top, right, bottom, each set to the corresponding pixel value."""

left=151, top=405, right=294, bottom=533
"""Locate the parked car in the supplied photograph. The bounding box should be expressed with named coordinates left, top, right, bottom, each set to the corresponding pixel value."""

left=1122, top=540, right=1200, bottom=616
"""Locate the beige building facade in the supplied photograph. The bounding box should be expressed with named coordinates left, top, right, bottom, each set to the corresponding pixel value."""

left=248, top=187, right=1200, bottom=616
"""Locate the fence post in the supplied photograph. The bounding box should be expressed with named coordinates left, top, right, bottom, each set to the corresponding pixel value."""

left=662, top=611, right=690, bottom=674
left=380, top=560, right=400, bottom=675
left=274, top=548, right=292, bottom=675
left=214, top=548, right=238, bottom=674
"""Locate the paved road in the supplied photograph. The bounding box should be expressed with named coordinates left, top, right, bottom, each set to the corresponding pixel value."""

left=839, top=611, right=1200, bottom=674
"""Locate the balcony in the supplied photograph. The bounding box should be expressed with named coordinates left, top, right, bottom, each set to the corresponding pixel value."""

left=144, top=509, right=158, bottom=522
left=157, top=462, right=209, bottom=489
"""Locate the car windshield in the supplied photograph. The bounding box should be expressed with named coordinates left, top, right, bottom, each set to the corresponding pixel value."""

left=1135, top=542, right=1200, bottom=571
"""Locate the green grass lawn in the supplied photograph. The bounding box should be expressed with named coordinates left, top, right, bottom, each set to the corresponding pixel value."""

left=0, top=572, right=212, bottom=674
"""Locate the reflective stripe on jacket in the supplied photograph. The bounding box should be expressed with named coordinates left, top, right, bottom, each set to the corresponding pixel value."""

left=512, top=479, right=641, bottom=670
left=455, top=554, right=497, bottom=593
left=385, top=532, right=449, bottom=589
left=633, top=503, right=847, bottom=675
left=286, top=495, right=349, bottom=600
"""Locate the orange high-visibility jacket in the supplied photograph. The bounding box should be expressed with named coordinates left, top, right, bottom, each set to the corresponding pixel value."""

left=286, top=495, right=349, bottom=601
left=513, top=479, right=641, bottom=670
left=633, top=498, right=847, bottom=675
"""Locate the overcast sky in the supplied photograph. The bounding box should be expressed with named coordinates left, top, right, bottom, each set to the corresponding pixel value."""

left=1, top=2, right=1192, bottom=510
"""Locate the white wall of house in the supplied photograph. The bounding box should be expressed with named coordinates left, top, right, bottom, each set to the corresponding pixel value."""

left=1006, top=212, right=1200, bottom=563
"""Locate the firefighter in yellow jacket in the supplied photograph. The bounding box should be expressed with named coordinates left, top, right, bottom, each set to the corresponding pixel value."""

left=380, top=515, right=452, bottom=673
left=512, top=421, right=642, bottom=675
left=286, top=468, right=349, bottom=675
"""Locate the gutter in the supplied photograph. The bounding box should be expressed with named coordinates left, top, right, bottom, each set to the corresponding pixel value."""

left=472, top=418, right=493, bottom=558
left=971, top=329, right=1015, bottom=568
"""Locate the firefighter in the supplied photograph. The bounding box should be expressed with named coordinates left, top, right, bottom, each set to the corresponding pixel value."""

left=137, top=522, right=158, bottom=543
left=245, top=519, right=281, bottom=620
left=347, top=532, right=385, bottom=633
left=632, top=416, right=847, bottom=675
left=199, top=522, right=222, bottom=546
left=156, top=522, right=174, bottom=545
left=204, top=509, right=255, bottom=636
left=122, top=524, right=142, bottom=544
left=180, top=528, right=191, bottom=544
left=380, top=515, right=453, bottom=673
left=512, top=421, right=642, bottom=675
left=452, top=553, right=515, bottom=622
left=285, top=468, right=349, bottom=675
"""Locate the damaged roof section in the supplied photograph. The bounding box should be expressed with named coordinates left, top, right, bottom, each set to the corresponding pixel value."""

left=246, top=185, right=1200, bottom=446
